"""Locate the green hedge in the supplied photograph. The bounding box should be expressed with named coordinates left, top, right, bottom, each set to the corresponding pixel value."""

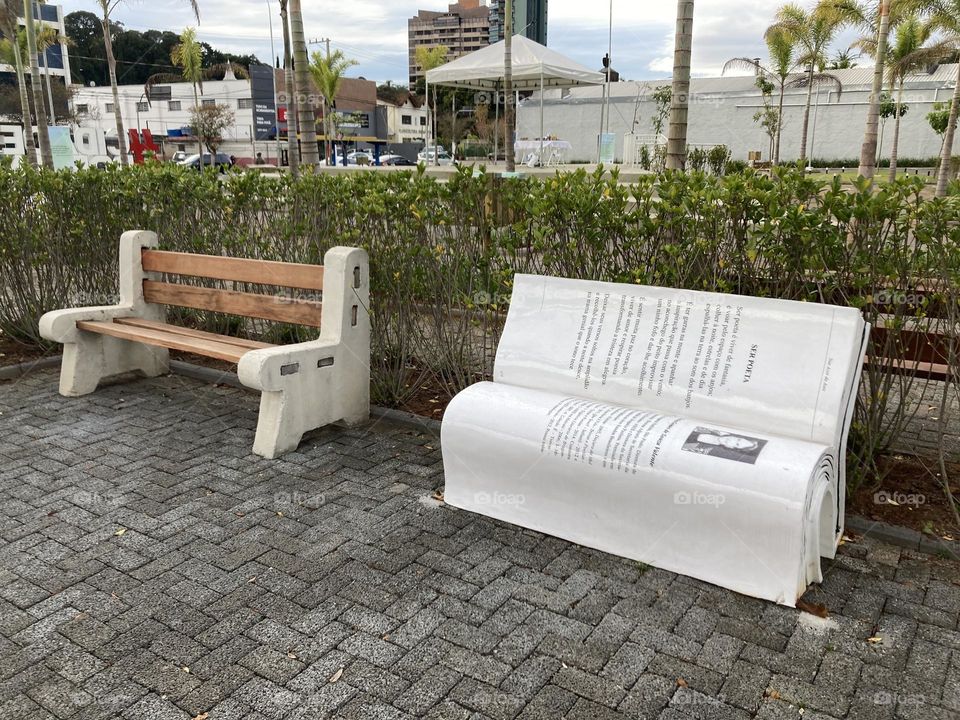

left=1, top=160, right=958, bottom=494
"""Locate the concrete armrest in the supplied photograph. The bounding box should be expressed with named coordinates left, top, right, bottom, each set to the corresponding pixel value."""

left=237, top=338, right=342, bottom=392
left=39, top=305, right=136, bottom=344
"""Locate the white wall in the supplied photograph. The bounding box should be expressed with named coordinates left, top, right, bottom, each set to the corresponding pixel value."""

left=518, top=65, right=957, bottom=164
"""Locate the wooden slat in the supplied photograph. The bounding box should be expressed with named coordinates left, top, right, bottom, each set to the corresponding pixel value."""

left=142, top=280, right=323, bottom=327
left=114, top=318, right=275, bottom=350
left=77, top=320, right=250, bottom=363
left=142, top=249, right=324, bottom=291
left=864, top=356, right=951, bottom=382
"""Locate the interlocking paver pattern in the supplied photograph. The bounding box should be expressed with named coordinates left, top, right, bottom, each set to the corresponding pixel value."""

left=1, top=369, right=959, bottom=719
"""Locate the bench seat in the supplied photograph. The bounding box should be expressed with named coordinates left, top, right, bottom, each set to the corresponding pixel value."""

left=76, top=318, right=275, bottom=364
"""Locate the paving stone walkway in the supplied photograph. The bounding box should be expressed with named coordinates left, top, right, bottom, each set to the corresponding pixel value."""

left=1, top=369, right=959, bottom=720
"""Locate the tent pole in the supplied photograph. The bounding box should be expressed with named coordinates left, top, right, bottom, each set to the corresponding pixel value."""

left=539, top=66, right=544, bottom=167
left=425, top=77, right=430, bottom=157
left=494, top=83, right=499, bottom=167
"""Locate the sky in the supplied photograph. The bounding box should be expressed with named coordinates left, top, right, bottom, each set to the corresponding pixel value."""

left=55, top=0, right=863, bottom=84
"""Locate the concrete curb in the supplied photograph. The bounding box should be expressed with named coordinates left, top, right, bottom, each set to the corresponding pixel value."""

left=3, top=356, right=954, bottom=559
left=0, top=355, right=61, bottom=380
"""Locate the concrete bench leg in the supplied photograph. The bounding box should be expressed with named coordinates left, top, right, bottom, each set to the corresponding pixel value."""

left=59, top=333, right=169, bottom=397
left=251, top=380, right=368, bottom=459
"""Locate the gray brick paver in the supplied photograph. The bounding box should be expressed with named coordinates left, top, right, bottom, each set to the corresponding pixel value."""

left=1, top=369, right=958, bottom=719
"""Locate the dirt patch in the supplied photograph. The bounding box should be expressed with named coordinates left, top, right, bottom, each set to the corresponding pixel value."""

left=0, top=335, right=54, bottom=366
left=849, top=454, right=960, bottom=540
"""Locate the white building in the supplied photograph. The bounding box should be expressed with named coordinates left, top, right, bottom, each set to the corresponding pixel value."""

left=0, top=2, right=72, bottom=85
left=517, top=64, right=959, bottom=164
left=378, top=96, right=429, bottom=145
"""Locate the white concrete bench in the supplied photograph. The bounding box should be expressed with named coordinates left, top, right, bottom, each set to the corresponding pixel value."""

left=39, top=230, right=370, bottom=458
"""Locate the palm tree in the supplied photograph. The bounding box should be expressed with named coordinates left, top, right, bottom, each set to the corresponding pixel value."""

left=278, top=0, right=298, bottom=176
left=828, top=48, right=860, bottom=67
left=665, top=0, right=694, bottom=170
left=858, top=15, right=951, bottom=179
left=768, top=2, right=844, bottom=164
left=308, top=49, right=357, bottom=166
left=0, top=0, right=37, bottom=166
left=170, top=28, right=204, bottom=160
left=723, top=27, right=800, bottom=164
left=924, top=0, right=960, bottom=196
left=22, top=0, right=51, bottom=166
left=95, top=0, right=200, bottom=167
left=288, top=0, right=319, bottom=167
left=826, top=0, right=914, bottom=178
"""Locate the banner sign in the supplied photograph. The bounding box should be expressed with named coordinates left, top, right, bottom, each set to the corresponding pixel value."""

left=49, top=126, right=76, bottom=169
left=598, top=132, right=615, bottom=164
left=250, top=64, right=277, bottom=141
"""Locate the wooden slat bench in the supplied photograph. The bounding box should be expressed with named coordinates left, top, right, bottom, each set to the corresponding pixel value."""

left=39, top=230, right=370, bottom=458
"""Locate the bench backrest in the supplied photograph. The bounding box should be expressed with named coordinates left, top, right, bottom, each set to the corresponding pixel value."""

left=141, top=249, right=326, bottom=327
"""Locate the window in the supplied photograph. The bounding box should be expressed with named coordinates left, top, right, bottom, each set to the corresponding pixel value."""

left=168, top=100, right=182, bottom=111
left=105, top=103, right=114, bottom=113
left=420, top=116, right=427, bottom=126
left=136, top=101, right=149, bottom=112
left=76, top=104, right=88, bottom=114
left=237, top=98, right=253, bottom=110
left=201, top=99, right=216, bottom=107
left=401, top=115, right=412, bottom=126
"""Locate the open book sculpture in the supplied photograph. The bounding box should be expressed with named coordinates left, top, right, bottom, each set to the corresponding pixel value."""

left=442, top=276, right=869, bottom=606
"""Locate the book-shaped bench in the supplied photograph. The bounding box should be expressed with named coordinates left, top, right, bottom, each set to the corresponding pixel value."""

left=442, top=276, right=869, bottom=606
left=39, top=230, right=369, bottom=458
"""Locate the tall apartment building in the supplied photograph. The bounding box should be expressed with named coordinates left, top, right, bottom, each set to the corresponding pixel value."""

left=408, top=0, right=491, bottom=88
left=489, top=0, right=548, bottom=45
left=0, top=3, right=72, bottom=85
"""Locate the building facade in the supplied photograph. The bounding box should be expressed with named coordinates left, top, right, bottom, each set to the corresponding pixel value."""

left=516, top=64, right=958, bottom=164
left=0, top=2, right=72, bottom=84
left=408, top=0, right=491, bottom=87
left=489, top=0, right=548, bottom=45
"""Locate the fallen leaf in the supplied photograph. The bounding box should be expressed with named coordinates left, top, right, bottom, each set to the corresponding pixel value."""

left=234, top=512, right=245, bottom=518
left=182, top=666, right=190, bottom=674
left=867, top=636, right=883, bottom=644
left=764, top=688, right=782, bottom=700
left=276, top=511, right=284, bottom=517
left=247, top=576, right=257, bottom=584
left=329, top=667, right=344, bottom=683
left=431, top=490, right=444, bottom=503
left=114, top=528, right=127, bottom=536
left=287, top=651, right=297, bottom=659
left=796, top=599, right=829, bottom=618
left=192, top=713, right=209, bottom=720
left=47, top=510, right=58, bottom=517
left=676, top=678, right=688, bottom=688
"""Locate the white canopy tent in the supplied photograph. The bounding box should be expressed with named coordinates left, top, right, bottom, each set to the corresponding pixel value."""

left=425, top=35, right=605, bottom=165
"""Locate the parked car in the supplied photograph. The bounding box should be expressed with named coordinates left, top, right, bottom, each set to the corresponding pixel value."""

left=346, top=150, right=374, bottom=165
left=171, top=150, right=189, bottom=163
left=178, top=153, right=233, bottom=172
left=417, top=147, right=454, bottom=166
left=379, top=154, right=416, bottom=166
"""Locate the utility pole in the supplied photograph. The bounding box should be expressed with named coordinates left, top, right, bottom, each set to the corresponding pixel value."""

left=504, top=0, right=514, bottom=172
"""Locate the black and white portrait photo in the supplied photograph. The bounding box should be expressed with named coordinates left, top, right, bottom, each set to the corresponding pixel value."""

left=681, top=427, right=767, bottom=464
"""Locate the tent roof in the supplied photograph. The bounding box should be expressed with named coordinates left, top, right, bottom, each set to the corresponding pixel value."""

left=425, top=35, right=605, bottom=90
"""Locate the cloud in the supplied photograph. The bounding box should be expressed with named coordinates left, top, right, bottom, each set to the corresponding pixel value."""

left=55, top=0, right=864, bottom=85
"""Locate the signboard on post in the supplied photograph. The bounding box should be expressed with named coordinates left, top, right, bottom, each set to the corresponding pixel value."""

left=49, top=126, right=76, bottom=169
left=250, top=64, right=277, bottom=141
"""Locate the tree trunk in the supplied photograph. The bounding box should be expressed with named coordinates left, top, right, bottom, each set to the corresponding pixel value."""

left=857, top=0, right=890, bottom=179
left=24, top=0, right=51, bottom=167
left=279, top=0, right=299, bottom=176
left=935, top=62, right=960, bottom=198
left=505, top=0, right=515, bottom=172
left=100, top=14, right=128, bottom=166
left=774, top=82, right=784, bottom=164
left=666, top=0, right=694, bottom=170
left=798, top=64, right=814, bottom=165
left=288, top=0, right=319, bottom=167
left=10, top=33, right=37, bottom=167
left=888, top=80, right=904, bottom=182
